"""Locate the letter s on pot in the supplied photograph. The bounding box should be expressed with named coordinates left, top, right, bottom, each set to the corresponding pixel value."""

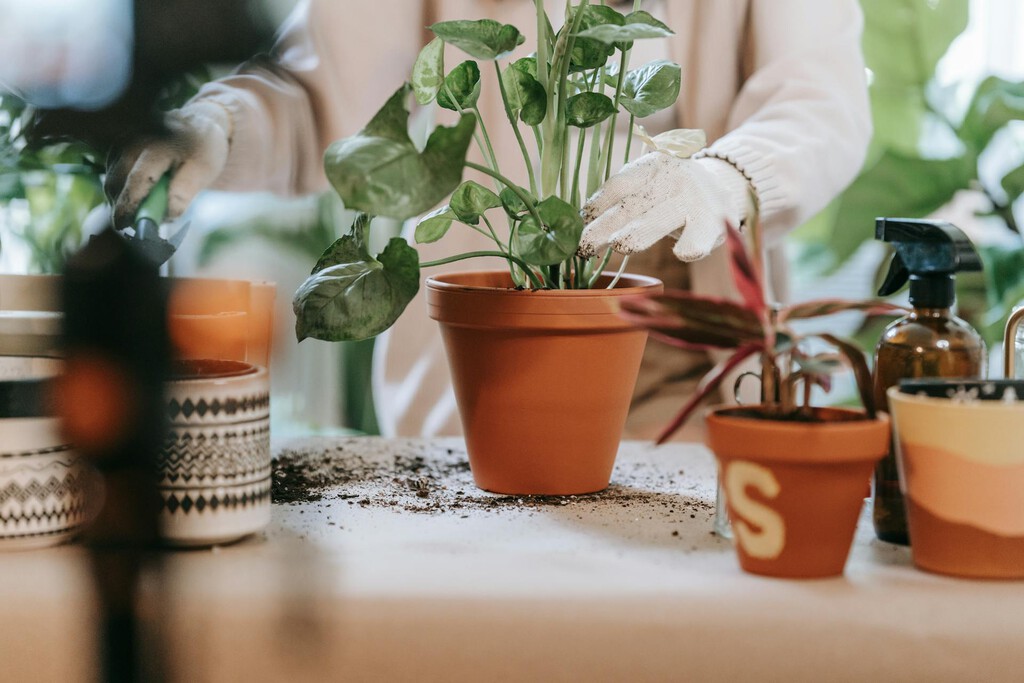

left=725, top=461, right=785, bottom=560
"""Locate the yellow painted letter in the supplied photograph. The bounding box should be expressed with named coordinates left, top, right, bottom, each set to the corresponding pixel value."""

left=725, top=461, right=785, bottom=560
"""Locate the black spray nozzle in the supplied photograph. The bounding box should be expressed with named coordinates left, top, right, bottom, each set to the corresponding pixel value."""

left=875, top=218, right=982, bottom=308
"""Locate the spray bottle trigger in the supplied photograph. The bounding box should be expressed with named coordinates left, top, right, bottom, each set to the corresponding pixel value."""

left=878, top=251, right=910, bottom=297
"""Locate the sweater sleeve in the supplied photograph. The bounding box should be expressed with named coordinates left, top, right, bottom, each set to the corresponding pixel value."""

left=700, top=0, right=872, bottom=243
left=190, top=0, right=427, bottom=197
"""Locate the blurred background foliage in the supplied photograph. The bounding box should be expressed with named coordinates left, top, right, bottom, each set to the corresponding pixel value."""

left=789, top=0, right=1024, bottom=347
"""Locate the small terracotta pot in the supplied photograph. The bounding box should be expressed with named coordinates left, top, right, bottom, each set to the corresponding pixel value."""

left=706, top=406, right=890, bottom=579
left=426, top=271, right=662, bottom=495
left=888, top=387, right=1024, bottom=579
left=158, top=359, right=271, bottom=547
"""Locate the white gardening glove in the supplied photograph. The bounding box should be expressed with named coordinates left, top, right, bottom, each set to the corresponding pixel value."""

left=578, top=131, right=753, bottom=262
left=104, top=100, right=233, bottom=229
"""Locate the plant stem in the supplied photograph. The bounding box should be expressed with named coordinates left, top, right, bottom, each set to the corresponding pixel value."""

left=586, top=119, right=604, bottom=197
left=472, top=105, right=501, bottom=179
left=465, top=161, right=542, bottom=228
left=494, top=62, right=538, bottom=196
left=535, top=0, right=550, bottom=97
left=531, top=125, right=544, bottom=157
left=555, top=3, right=583, bottom=188
left=479, top=214, right=505, bottom=251
left=441, top=80, right=502, bottom=193
left=570, top=126, right=588, bottom=207
left=607, top=254, right=629, bottom=289
left=622, top=113, right=636, bottom=164
left=587, top=247, right=615, bottom=288
left=422, top=250, right=545, bottom=289
left=603, top=46, right=632, bottom=181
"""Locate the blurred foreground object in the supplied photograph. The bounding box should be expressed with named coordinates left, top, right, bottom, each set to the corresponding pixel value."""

left=0, top=0, right=276, bottom=150
left=58, top=228, right=170, bottom=682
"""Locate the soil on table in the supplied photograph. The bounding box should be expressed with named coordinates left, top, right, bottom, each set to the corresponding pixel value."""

left=271, top=440, right=714, bottom=519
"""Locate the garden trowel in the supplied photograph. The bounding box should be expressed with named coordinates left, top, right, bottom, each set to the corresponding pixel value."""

left=120, top=172, right=191, bottom=266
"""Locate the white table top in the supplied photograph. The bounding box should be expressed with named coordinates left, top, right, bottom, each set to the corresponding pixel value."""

left=3, top=437, right=1023, bottom=682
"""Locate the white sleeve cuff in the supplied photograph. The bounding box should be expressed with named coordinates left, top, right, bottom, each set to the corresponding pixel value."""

left=695, top=139, right=787, bottom=221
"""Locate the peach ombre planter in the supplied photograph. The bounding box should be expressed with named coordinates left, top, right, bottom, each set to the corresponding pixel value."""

left=426, top=271, right=661, bottom=495
left=888, top=386, right=1024, bottom=579
left=707, top=406, right=890, bottom=579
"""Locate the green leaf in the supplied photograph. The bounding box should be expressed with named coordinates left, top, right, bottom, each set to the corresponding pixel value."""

left=958, top=76, right=1024, bottom=153
left=0, top=172, right=24, bottom=200
left=414, top=205, right=455, bottom=244
left=437, top=61, right=482, bottom=111
left=449, top=180, right=501, bottom=225
left=567, top=5, right=621, bottom=72
left=431, top=19, right=525, bottom=61
left=500, top=186, right=530, bottom=218
left=412, top=38, right=445, bottom=105
left=566, top=93, right=616, bottom=128
left=858, top=1, right=968, bottom=152
left=502, top=58, right=547, bottom=126
left=1002, top=163, right=1024, bottom=204
left=620, top=60, right=681, bottom=118
left=624, top=11, right=672, bottom=32
left=514, top=196, right=583, bottom=266
left=861, top=0, right=968, bottom=90
left=293, top=235, right=420, bottom=342
left=323, top=84, right=476, bottom=221
left=574, top=18, right=673, bottom=45
left=823, top=150, right=974, bottom=272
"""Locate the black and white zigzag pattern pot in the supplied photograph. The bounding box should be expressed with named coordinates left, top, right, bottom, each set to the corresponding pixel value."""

left=0, top=416, right=89, bottom=550
left=160, top=360, right=270, bottom=547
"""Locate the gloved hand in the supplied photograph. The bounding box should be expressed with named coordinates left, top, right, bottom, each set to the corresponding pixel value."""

left=578, top=145, right=753, bottom=262
left=104, top=100, right=233, bottom=229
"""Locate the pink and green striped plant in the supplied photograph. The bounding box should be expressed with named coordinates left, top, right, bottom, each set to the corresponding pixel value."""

left=619, top=224, right=905, bottom=443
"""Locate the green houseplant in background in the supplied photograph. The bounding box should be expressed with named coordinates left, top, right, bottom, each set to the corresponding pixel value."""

left=0, top=96, right=106, bottom=273
left=293, top=1, right=685, bottom=494
left=1, top=69, right=213, bottom=273
left=793, top=0, right=1024, bottom=346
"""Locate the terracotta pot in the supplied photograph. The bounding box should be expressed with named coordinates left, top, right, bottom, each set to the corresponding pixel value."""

left=168, top=277, right=276, bottom=367
left=426, top=271, right=662, bottom=495
left=706, top=406, right=890, bottom=579
left=887, top=386, right=1024, bottom=579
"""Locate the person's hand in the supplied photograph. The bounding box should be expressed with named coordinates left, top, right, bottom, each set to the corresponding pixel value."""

left=578, top=151, right=752, bottom=262
left=104, top=100, right=232, bottom=229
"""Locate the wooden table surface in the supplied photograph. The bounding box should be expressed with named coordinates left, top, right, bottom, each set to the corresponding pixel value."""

left=3, top=437, right=1023, bottom=682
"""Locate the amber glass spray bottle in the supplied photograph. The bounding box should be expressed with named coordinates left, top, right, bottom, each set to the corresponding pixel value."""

left=872, top=218, right=986, bottom=545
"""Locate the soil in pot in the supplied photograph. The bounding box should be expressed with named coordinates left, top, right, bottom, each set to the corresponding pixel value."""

left=706, top=406, right=890, bottom=579
left=426, top=271, right=662, bottom=495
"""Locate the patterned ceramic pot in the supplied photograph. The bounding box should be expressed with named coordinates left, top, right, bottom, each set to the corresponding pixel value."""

left=0, top=357, right=89, bottom=550
left=159, top=359, right=271, bottom=547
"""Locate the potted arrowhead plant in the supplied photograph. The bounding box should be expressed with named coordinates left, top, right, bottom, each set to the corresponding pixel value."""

left=620, top=223, right=905, bottom=578
left=293, top=1, right=683, bottom=494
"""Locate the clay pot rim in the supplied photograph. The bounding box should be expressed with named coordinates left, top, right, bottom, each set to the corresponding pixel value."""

left=706, top=404, right=891, bottom=465
left=168, top=359, right=260, bottom=382
left=887, top=385, right=1024, bottom=413
left=425, top=270, right=662, bottom=297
